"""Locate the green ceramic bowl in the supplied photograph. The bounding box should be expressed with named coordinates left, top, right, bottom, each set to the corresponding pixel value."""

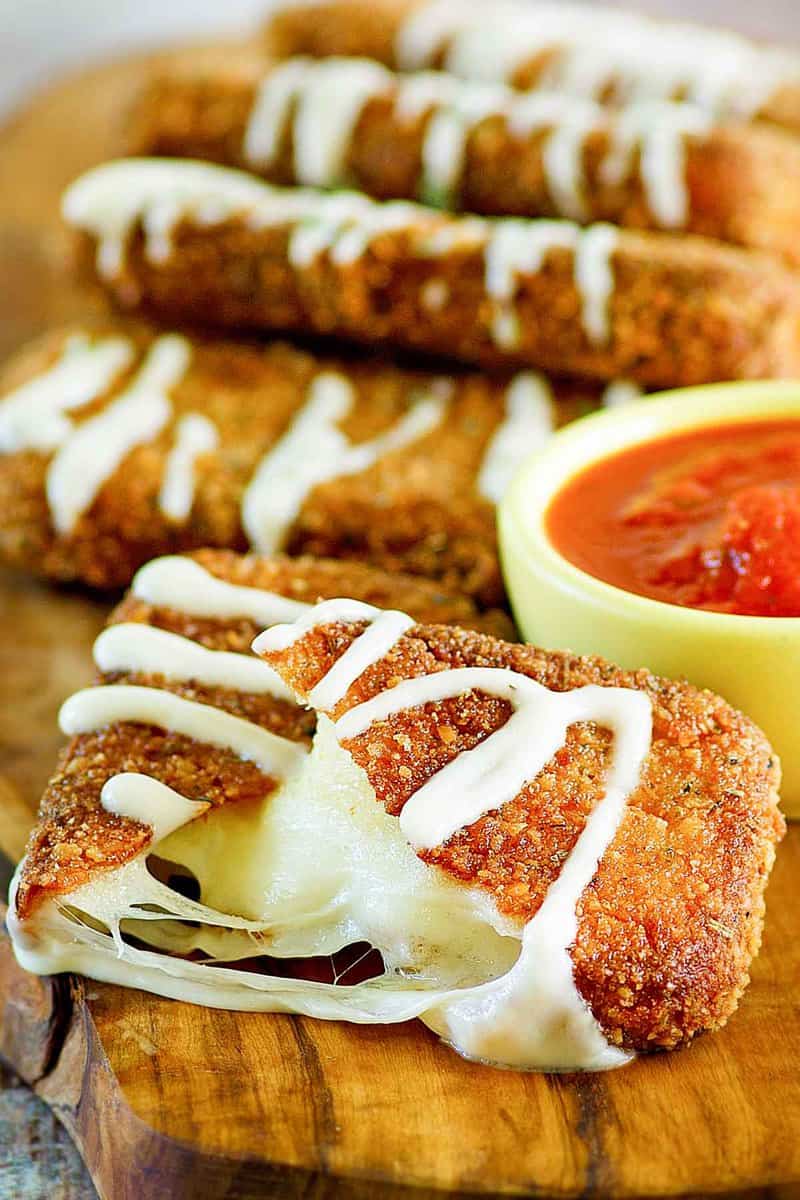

left=499, top=381, right=800, bottom=818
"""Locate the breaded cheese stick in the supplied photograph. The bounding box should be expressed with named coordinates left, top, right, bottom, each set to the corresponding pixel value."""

left=7, top=563, right=784, bottom=1066
left=131, top=57, right=800, bottom=263
left=0, top=320, right=623, bottom=604
left=252, top=599, right=784, bottom=1058
left=9, top=548, right=511, bottom=920
left=62, top=159, right=800, bottom=386
left=266, top=0, right=800, bottom=135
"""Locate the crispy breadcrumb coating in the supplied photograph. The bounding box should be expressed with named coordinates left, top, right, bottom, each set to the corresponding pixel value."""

left=71, top=200, right=800, bottom=386
left=0, top=321, right=600, bottom=605
left=265, top=0, right=800, bottom=137
left=14, top=549, right=513, bottom=919
left=257, top=615, right=784, bottom=1051
left=131, top=63, right=800, bottom=264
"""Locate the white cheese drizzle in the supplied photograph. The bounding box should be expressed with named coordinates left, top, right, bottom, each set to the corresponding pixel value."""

left=419, top=84, right=510, bottom=207
left=477, top=372, right=554, bottom=504
left=59, top=684, right=304, bottom=777
left=241, top=370, right=447, bottom=553
left=601, top=379, right=643, bottom=407
left=62, top=160, right=621, bottom=350
left=255, top=599, right=652, bottom=1069
left=131, top=556, right=311, bottom=626
left=0, top=334, right=133, bottom=454
left=599, top=101, right=711, bottom=228
left=484, top=218, right=618, bottom=348
left=100, top=774, right=210, bottom=843
left=94, top=623, right=294, bottom=701
left=243, top=59, right=710, bottom=230
left=58, top=554, right=317, bottom=843
left=63, top=159, right=272, bottom=279
left=46, top=334, right=191, bottom=535
left=158, top=412, right=219, bottom=523
left=573, top=223, right=619, bottom=346
left=395, top=0, right=796, bottom=122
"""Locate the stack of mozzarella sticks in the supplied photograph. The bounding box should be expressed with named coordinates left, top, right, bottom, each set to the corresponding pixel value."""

left=5, top=1, right=788, bottom=1072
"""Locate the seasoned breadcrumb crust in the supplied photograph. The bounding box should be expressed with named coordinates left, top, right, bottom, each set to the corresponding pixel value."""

left=265, top=0, right=800, bottom=136
left=0, top=322, right=598, bottom=604
left=131, top=64, right=800, bottom=264
left=14, top=549, right=513, bottom=920
left=258, top=617, right=784, bottom=1051
left=74, top=210, right=800, bottom=386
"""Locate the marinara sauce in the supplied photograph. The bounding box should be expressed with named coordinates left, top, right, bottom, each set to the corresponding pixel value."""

left=546, top=419, right=800, bottom=617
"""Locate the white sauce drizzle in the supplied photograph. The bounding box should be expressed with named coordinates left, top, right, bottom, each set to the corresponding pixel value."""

left=419, top=84, right=509, bottom=207
left=243, top=57, right=313, bottom=169
left=244, top=57, right=394, bottom=188
left=131, top=556, right=311, bottom=625
left=94, top=623, right=294, bottom=701
left=0, top=335, right=133, bottom=454
left=243, top=59, right=707, bottom=230
left=241, top=371, right=447, bottom=553
left=62, top=160, right=620, bottom=355
left=59, top=684, right=305, bottom=777
left=100, top=774, right=210, bottom=842
left=293, top=58, right=394, bottom=187
left=602, top=379, right=643, bottom=407
left=62, top=555, right=319, bottom=843
left=46, top=334, right=191, bottom=535
left=255, top=599, right=653, bottom=1070
left=393, top=70, right=461, bottom=121
left=308, top=609, right=415, bottom=710
left=395, top=0, right=797, bottom=122
left=485, top=219, right=617, bottom=348
left=600, top=101, right=711, bottom=228
left=477, top=372, right=554, bottom=503
left=63, top=160, right=272, bottom=279
left=253, top=596, right=414, bottom=709
left=573, top=224, right=618, bottom=346
left=158, top=412, right=219, bottom=523
left=255, top=596, right=383, bottom=651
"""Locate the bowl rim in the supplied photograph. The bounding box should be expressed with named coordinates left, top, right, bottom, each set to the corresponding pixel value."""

left=501, top=379, right=800, bottom=635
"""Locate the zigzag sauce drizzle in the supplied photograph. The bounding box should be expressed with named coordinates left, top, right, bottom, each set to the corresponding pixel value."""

left=244, top=59, right=711, bottom=227
left=62, top=160, right=622, bottom=348
left=256, top=601, right=652, bottom=1069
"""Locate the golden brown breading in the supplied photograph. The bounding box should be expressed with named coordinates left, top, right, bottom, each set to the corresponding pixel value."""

left=130, top=61, right=800, bottom=264
left=65, top=161, right=800, bottom=386
left=0, top=320, right=601, bottom=604
left=265, top=0, right=800, bottom=136
left=14, top=549, right=514, bottom=920
left=256, top=614, right=785, bottom=1051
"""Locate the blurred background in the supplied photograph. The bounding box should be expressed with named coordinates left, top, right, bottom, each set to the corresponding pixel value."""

left=1, top=0, right=799, bottom=120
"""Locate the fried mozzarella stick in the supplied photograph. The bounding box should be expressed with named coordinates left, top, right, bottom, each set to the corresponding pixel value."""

left=267, top=0, right=800, bottom=134
left=63, top=160, right=800, bottom=386
left=0, top=320, right=622, bottom=604
left=8, top=558, right=783, bottom=1068
left=251, top=599, right=784, bottom=1061
left=132, top=57, right=800, bottom=263
left=9, top=549, right=509, bottom=925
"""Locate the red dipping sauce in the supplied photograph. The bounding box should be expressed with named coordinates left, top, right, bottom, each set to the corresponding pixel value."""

left=546, top=418, right=800, bottom=617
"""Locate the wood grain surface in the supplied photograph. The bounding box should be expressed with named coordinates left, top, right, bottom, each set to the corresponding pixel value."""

left=0, top=38, right=799, bottom=1200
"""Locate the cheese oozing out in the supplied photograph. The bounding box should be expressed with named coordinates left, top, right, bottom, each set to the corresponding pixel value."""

left=10, top=564, right=652, bottom=1071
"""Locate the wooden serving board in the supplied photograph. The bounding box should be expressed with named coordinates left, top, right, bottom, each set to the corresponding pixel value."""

left=1, top=42, right=800, bottom=1200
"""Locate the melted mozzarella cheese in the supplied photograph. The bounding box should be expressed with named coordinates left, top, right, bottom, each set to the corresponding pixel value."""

left=11, top=584, right=652, bottom=1073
